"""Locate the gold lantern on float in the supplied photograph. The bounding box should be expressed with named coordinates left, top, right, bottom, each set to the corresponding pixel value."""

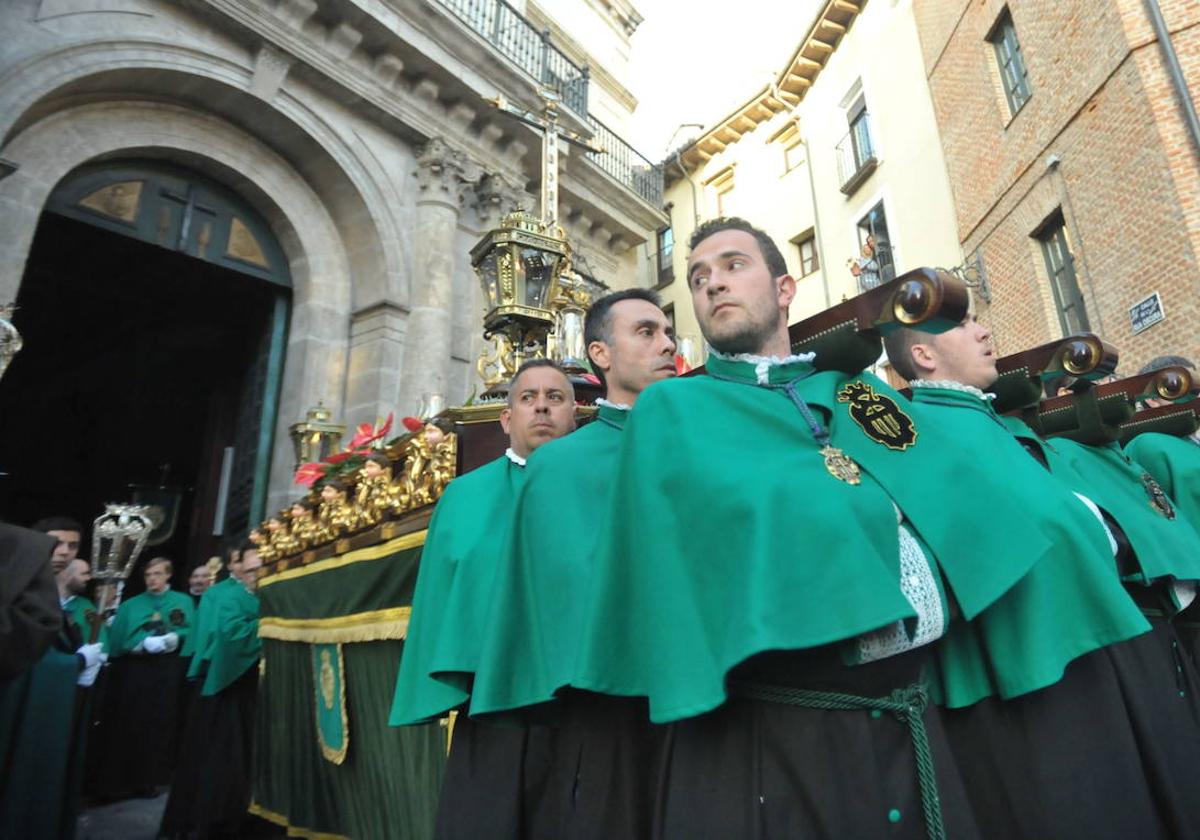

left=471, top=211, right=572, bottom=394
left=288, top=402, right=344, bottom=471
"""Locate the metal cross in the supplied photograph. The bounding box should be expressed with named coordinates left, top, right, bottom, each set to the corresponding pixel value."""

left=159, top=184, right=217, bottom=253
left=486, top=88, right=604, bottom=228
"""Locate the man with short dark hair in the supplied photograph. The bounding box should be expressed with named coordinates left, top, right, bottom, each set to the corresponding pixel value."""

left=390, top=359, right=577, bottom=837
left=567, top=216, right=1139, bottom=838
left=161, top=540, right=273, bottom=839
left=31, top=515, right=83, bottom=574
left=449, top=289, right=676, bottom=838
left=882, top=317, right=1200, bottom=836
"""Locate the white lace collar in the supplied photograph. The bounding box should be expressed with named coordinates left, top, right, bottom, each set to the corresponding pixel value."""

left=909, top=379, right=996, bottom=401
left=709, top=347, right=818, bottom=385
left=595, top=397, right=632, bottom=411
left=504, top=447, right=526, bottom=467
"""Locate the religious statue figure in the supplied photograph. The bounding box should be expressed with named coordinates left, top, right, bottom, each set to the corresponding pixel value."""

left=355, top=452, right=396, bottom=527
left=286, top=499, right=318, bottom=552
left=316, top=478, right=360, bottom=540
left=250, top=526, right=277, bottom=563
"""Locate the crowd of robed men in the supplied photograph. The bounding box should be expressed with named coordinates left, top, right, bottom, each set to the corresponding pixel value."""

left=391, top=216, right=1200, bottom=840
left=0, top=516, right=273, bottom=839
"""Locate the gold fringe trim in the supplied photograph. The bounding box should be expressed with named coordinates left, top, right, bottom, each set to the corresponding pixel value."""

left=315, top=643, right=349, bottom=765
left=248, top=801, right=349, bottom=840
left=259, top=607, right=412, bottom=643
left=259, top=530, right=428, bottom=589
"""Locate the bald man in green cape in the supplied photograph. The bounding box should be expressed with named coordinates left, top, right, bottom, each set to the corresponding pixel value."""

left=884, top=319, right=1200, bottom=838
left=389, top=359, right=576, bottom=839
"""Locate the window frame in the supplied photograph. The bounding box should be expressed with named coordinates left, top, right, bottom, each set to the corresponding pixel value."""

left=1035, top=212, right=1090, bottom=335
left=795, top=233, right=819, bottom=278
left=655, top=226, right=675, bottom=287
left=988, top=9, right=1032, bottom=116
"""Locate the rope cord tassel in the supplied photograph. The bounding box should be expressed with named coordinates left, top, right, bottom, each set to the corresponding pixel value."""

left=730, top=681, right=946, bottom=840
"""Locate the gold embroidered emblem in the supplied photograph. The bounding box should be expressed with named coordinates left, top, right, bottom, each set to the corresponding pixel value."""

left=837, top=381, right=918, bottom=450
left=1141, top=472, right=1176, bottom=520
left=821, top=445, right=862, bottom=485
left=319, top=649, right=336, bottom=710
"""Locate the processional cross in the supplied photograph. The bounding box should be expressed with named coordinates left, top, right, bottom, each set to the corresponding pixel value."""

left=485, top=89, right=604, bottom=226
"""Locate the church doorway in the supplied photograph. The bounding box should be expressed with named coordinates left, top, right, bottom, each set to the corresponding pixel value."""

left=0, top=160, right=291, bottom=594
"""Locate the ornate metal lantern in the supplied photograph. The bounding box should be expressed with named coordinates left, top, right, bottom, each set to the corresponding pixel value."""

left=471, top=211, right=571, bottom=390
left=91, top=503, right=159, bottom=616
left=289, top=402, right=344, bottom=470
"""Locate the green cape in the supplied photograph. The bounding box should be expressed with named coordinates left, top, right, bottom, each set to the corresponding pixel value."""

left=572, top=356, right=1040, bottom=723
left=908, top=386, right=1150, bottom=707
left=468, top=404, right=628, bottom=716
left=184, top=577, right=237, bottom=679
left=201, top=581, right=260, bottom=696
left=1125, top=432, right=1200, bottom=538
left=1006, top=421, right=1200, bottom=585
left=389, top=455, right=526, bottom=725
left=107, top=589, right=194, bottom=657
left=63, top=595, right=108, bottom=651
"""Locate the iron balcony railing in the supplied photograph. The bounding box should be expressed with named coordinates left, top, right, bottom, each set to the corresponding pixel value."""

left=835, top=113, right=877, bottom=194
left=436, top=0, right=664, bottom=207
left=438, top=0, right=589, bottom=116
left=586, top=114, right=663, bottom=207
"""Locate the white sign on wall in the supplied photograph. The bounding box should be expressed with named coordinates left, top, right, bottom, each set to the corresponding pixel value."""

left=1129, top=291, right=1165, bottom=335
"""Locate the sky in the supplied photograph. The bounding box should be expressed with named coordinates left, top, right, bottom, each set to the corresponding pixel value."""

left=625, top=0, right=823, bottom=159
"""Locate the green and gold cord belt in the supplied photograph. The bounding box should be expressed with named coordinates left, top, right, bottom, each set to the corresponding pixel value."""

left=729, top=681, right=945, bottom=840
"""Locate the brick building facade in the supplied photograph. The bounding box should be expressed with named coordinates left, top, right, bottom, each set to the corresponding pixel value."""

left=914, top=0, right=1200, bottom=371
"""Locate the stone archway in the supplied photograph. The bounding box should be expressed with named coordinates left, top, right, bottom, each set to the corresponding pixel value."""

left=0, top=100, right=353, bottom=512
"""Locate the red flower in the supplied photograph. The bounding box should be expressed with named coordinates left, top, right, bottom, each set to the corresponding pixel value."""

left=349, top=414, right=395, bottom=450
left=581, top=373, right=601, bottom=386
left=401, top=416, right=425, bottom=433
left=294, top=462, right=327, bottom=488
left=674, top=354, right=690, bottom=375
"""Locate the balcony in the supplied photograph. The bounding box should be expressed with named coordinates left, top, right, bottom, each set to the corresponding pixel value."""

left=436, top=0, right=663, bottom=208
left=836, top=113, right=878, bottom=195
left=585, top=115, right=663, bottom=207
left=437, top=0, right=589, bottom=117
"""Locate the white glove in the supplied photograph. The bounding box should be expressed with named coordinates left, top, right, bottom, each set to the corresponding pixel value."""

left=142, top=634, right=167, bottom=654
left=76, top=643, right=107, bottom=687
left=160, top=632, right=180, bottom=653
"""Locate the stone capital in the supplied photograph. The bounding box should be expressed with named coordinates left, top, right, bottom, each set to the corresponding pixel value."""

left=414, top=138, right=482, bottom=210
left=474, top=172, right=530, bottom=226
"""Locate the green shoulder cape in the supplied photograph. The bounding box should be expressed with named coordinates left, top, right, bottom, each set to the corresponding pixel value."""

left=1125, top=432, right=1200, bottom=539
left=1021, top=429, right=1200, bottom=584
left=389, top=455, right=526, bottom=725
left=107, top=589, right=195, bottom=657
left=907, top=385, right=1149, bottom=707
left=184, top=577, right=237, bottom=678
left=468, top=404, right=627, bottom=716
left=573, top=355, right=1040, bottom=723
left=201, top=581, right=260, bottom=696
left=63, top=595, right=108, bottom=651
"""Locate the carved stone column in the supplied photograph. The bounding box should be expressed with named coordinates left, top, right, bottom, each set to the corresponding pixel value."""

left=398, top=139, right=479, bottom=413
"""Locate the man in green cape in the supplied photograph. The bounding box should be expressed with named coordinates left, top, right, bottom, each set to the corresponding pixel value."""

left=58, top=558, right=107, bottom=651
left=0, top=521, right=102, bottom=840
left=567, top=217, right=1069, bottom=839
left=160, top=540, right=275, bottom=838
left=389, top=359, right=576, bottom=839
left=93, top=556, right=194, bottom=799
left=1125, top=355, right=1200, bottom=666
left=458, top=288, right=677, bottom=840
left=884, top=318, right=1200, bottom=837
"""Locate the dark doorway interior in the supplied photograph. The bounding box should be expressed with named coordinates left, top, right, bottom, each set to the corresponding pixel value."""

left=0, top=213, right=283, bottom=594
